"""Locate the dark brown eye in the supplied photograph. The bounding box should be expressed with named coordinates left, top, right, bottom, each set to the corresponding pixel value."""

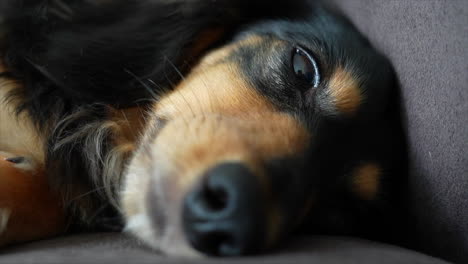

left=292, top=46, right=320, bottom=88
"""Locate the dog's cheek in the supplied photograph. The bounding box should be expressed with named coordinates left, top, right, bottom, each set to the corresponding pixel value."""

left=350, top=162, right=381, bottom=201
left=121, top=145, right=201, bottom=257
left=120, top=151, right=158, bottom=246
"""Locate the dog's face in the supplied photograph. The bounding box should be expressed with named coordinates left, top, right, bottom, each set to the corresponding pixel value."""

left=0, top=0, right=404, bottom=257
left=121, top=9, right=398, bottom=256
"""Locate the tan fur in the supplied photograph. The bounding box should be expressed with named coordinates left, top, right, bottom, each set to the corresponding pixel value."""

left=111, top=107, right=149, bottom=145
left=328, top=67, right=362, bottom=115
left=352, top=163, right=381, bottom=200
left=0, top=73, right=147, bottom=244
left=197, top=35, right=263, bottom=66
left=0, top=33, right=310, bottom=253
left=0, top=153, right=65, bottom=246
left=0, top=69, right=45, bottom=163
left=122, top=36, right=310, bottom=254
left=150, top=61, right=309, bottom=188
left=0, top=65, right=67, bottom=246
left=47, top=105, right=149, bottom=219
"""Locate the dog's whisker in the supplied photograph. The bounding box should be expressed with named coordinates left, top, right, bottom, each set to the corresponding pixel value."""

left=165, top=93, right=190, bottom=129
left=124, top=69, right=159, bottom=100
left=52, top=0, right=74, bottom=16
left=146, top=77, right=191, bottom=128
left=164, top=59, right=197, bottom=118
left=162, top=59, right=200, bottom=127
left=144, top=70, right=189, bottom=128
left=118, top=109, right=140, bottom=147
left=67, top=186, right=107, bottom=204
left=24, top=57, right=70, bottom=94
left=147, top=78, right=170, bottom=98
left=182, top=59, right=215, bottom=116
left=193, top=60, right=219, bottom=116
left=86, top=204, right=112, bottom=224
left=162, top=58, right=179, bottom=90
left=167, top=57, right=205, bottom=116
left=147, top=77, right=171, bottom=94
left=164, top=56, right=186, bottom=81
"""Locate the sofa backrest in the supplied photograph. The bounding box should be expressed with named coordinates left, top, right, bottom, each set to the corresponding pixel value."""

left=327, top=0, right=468, bottom=263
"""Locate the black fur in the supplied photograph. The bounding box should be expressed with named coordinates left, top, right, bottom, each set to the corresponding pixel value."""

left=0, top=0, right=309, bottom=229
left=1, top=0, right=307, bottom=115
left=228, top=6, right=408, bottom=243
left=0, top=0, right=407, bottom=247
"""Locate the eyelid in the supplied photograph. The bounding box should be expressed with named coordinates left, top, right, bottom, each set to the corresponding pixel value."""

left=295, top=46, right=320, bottom=88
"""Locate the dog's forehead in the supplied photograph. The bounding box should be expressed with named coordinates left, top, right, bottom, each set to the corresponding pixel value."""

left=222, top=14, right=395, bottom=119
left=236, top=18, right=374, bottom=79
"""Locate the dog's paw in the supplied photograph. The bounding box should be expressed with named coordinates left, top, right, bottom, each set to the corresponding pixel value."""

left=0, top=151, right=66, bottom=247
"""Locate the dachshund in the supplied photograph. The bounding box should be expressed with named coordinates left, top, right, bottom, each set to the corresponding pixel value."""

left=0, top=0, right=407, bottom=257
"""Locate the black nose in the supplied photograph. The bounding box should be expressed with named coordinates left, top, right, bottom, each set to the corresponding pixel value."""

left=183, top=162, right=265, bottom=256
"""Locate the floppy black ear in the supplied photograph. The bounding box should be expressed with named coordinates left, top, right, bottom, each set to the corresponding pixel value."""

left=0, top=0, right=310, bottom=230
left=1, top=0, right=228, bottom=106
left=1, top=0, right=307, bottom=115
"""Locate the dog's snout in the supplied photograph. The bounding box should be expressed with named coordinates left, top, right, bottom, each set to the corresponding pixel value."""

left=183, top=162, right=264, bottom=256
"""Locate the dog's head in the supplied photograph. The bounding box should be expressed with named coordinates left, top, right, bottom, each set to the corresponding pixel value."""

left=121, top=7, right=403, bottom=257
left=1, top=0, right=405, bottom=257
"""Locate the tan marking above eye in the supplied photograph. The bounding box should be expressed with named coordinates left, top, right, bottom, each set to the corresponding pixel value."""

left=154, top=62, right=275, bottom=118
left=152, top=44, right=312, bottom=178
left=351, top=163, right=381, bottom=200
left=145, top=59, right=310, bottom=198
left=197, top=34, right=264, bottom=66
left=328, top=67, right=363, bottom=115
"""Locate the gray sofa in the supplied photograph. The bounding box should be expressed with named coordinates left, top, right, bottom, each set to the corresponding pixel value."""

left=0, top=0, right=466, bottom=263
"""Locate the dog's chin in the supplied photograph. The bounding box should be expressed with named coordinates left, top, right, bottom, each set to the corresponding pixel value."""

left=123, top=206, right=200, bottom=257
left=120, top=146, right=202, bottom=257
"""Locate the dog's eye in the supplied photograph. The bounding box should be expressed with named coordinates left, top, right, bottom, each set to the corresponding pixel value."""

left=292, top=47, right=320, bottom=88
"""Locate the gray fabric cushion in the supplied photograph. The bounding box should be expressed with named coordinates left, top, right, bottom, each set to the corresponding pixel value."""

left=0, top=233, right=449, bottom=264
left=328, top=0, right=468, bottom=263
left=0, top=1, right=465, bottom=263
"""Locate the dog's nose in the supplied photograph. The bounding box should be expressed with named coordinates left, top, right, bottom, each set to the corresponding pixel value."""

left=183, top=162, right=265, bottom=256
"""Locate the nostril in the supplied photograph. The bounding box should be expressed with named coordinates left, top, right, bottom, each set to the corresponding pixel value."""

left=200, top=180, right=228, bottom=212
left=184, top=177, right=231, bottom=221
left=187, top=163, right=243, bottom=219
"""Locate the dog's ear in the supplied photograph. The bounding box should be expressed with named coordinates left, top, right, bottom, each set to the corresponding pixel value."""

left=1, top=0, right=307, bottom=111
left=1, top=0, right=233, bottom=107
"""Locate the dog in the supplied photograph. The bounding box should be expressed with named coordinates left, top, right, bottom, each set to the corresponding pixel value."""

left=0, top=0, right=407, bottom=257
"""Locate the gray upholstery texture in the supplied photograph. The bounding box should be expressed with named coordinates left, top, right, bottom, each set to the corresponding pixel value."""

left=0, top=0, right=466, bottom=263
left=328, top=0, right=468, bottom=263
left=0, top=233, right=450, bottom=264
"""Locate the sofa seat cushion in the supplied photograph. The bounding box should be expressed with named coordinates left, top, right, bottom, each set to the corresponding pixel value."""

left=0, top=233, right=449, bottom=264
